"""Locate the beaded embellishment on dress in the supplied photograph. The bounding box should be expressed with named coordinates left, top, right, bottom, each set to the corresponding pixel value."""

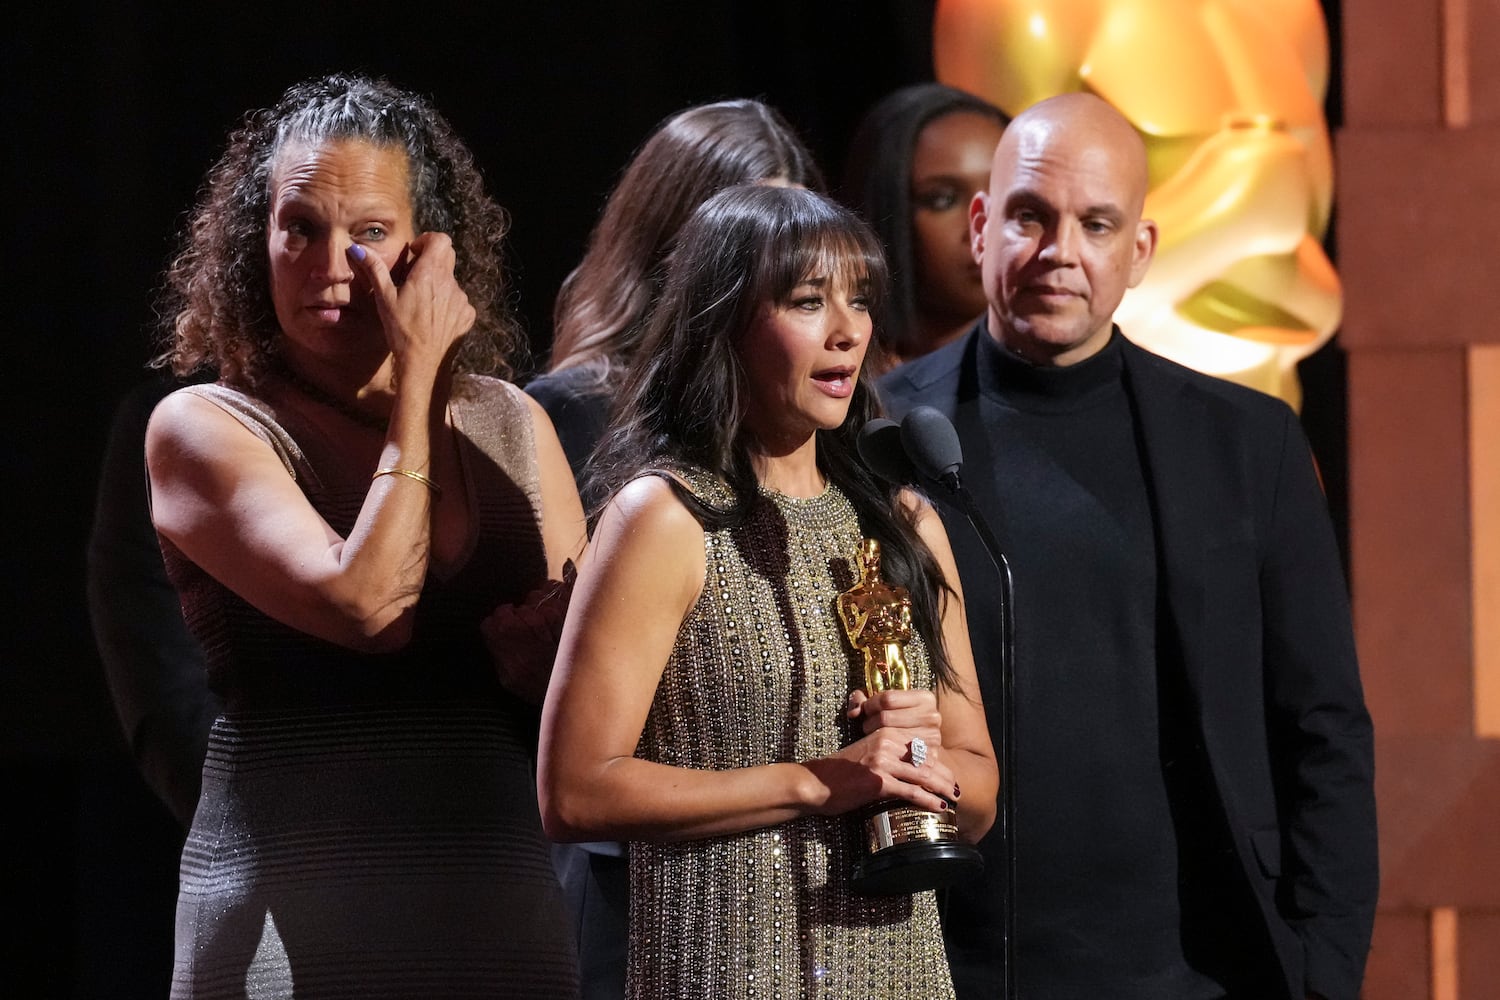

left=626, top=467, right=955, bottom=1000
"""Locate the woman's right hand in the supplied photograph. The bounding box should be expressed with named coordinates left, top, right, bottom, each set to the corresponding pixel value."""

left=350, top=231, right=475, bottom=380
left=802, top=696, right=958, bottom=818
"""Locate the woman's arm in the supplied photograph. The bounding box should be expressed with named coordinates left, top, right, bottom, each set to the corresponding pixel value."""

left=145, top=235, right=472, bottom=652
left=479, top=396, right=589, bottom=703
left=538, top=476, right=973, bottom=843
left=849, top=496, right=999, bottom=843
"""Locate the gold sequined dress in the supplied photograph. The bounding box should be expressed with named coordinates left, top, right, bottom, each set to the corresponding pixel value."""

left=627, top=468, right=956, bottom=1000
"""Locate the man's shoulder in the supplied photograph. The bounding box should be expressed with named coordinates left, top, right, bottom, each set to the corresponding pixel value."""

left=877, top=331, right=972, bottom=415
left=1119, top=333, right=1294, bottom=426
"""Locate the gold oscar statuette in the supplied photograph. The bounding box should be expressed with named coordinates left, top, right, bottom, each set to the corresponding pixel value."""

left=837, top=538, right=983, bottom=895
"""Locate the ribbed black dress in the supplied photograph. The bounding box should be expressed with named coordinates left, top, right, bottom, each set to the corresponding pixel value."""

left=161, top=378, right=580, bottom=999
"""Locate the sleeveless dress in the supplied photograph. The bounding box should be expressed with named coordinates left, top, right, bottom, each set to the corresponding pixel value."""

left=161, top=377, right=580, bottom=999
left=626, top=468, right=956, bottom=1000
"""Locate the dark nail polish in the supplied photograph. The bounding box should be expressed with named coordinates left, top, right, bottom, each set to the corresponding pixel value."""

left=953, top=784, right=961, bottom=799
left=937, top=799, right=949, bottom=811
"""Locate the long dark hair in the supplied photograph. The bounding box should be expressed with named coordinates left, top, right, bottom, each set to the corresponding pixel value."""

left=840, top=83, right=1009, bottom=357
left=594, top=185, right=958, bottom=689
left=155, top=73, right=521, bottom=387
left=548, top=99, right=822, bottom=386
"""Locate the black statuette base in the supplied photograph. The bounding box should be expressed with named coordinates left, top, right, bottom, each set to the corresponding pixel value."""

left=851, top=839, right=984, bottom=896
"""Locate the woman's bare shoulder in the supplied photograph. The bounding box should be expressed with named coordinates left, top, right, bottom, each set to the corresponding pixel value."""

left=601, top=473, right=703, bottom=541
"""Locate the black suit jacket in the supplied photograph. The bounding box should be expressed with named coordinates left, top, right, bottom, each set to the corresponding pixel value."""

left=880, top=327, right=1377, bottom=1000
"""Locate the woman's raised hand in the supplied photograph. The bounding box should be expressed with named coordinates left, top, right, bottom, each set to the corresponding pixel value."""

left=350, top=232, right=475, bottom=378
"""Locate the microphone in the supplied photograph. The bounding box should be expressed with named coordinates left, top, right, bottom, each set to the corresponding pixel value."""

left=856, top=418, right=919, bottom=487
left=859, top=405, right=1017, bottom=1000
left=899, top=406, right=964, bottom=489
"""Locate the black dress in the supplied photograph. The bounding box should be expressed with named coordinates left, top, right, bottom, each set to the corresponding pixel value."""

left=525, top=364, right=629, bottom=1000
left=524, top=366, right=610, bottom=511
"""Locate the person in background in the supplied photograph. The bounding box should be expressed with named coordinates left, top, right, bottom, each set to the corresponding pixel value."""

left=146, top=74, right=586, bottom=998
left=89, top=374, right=219, bottom=830
left=526, top=98, right=822, bottom=509
left=525, top=98, right=821, bottom=1000
left=841, top=82, right=1008, bottom=366
left=538, top=184, right=997, bottom=1000
left=880, top=92, right=1376, bottom=1000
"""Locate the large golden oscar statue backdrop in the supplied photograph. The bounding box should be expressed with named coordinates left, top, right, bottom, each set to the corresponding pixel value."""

left=934, top=0, right=1338, bottom=408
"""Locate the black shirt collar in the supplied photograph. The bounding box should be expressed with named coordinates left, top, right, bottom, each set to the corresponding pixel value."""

left=975, top=316, right=1126, bottom=412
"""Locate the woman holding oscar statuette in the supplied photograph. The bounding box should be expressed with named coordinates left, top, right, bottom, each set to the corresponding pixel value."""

left=538, top=185, right=996, bottom=999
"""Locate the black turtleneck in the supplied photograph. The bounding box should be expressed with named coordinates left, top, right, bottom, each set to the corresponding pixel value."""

left=972, top=329, right=1266, bottom=997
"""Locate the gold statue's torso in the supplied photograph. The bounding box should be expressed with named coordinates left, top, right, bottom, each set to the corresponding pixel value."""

left=838, top=538, right=917, bottom=694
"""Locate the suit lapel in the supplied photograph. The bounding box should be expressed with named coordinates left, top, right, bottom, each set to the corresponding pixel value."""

left=1119, top=339, right=1211, bottom=694
left=949, top=333, right=1009, bottom=541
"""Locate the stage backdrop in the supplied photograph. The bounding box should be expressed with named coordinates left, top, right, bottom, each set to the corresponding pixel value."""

left=1, top=1, right=1362, bottom=996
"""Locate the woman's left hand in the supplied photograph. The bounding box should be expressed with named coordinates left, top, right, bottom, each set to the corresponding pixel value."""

left=845, top=687, right=958, bottom=804
left=353, top=231, right=476, bottom=380
left=481, top=564, right=576, bottom=705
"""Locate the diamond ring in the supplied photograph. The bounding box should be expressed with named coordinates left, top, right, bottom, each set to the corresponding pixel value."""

left=909, top=736, right=928, bottom=768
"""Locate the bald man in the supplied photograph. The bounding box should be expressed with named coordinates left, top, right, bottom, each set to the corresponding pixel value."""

left=881, top=94, right=1376, bottom=1000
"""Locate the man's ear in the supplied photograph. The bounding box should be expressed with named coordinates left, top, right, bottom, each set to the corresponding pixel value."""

left=1127, top=218, right=1158, bottom=288
left=970, top=190, right=989, bottom=265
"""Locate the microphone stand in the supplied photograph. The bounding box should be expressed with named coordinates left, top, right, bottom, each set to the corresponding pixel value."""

left=858, top=413, right=1016, bottom=999
left=932, top=469, right=1017, bottom=1000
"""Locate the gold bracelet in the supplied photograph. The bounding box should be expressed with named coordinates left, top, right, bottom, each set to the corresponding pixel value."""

left=372, top=467, right=442, bottom=497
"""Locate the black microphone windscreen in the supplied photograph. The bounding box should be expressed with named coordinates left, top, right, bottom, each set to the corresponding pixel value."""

left=857, top=418, right=918, bottom=486
left=900, top=406, right=964, bottom=480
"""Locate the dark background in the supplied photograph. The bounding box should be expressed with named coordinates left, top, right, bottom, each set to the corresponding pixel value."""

left=2, top=2, right=1344, bottom=996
